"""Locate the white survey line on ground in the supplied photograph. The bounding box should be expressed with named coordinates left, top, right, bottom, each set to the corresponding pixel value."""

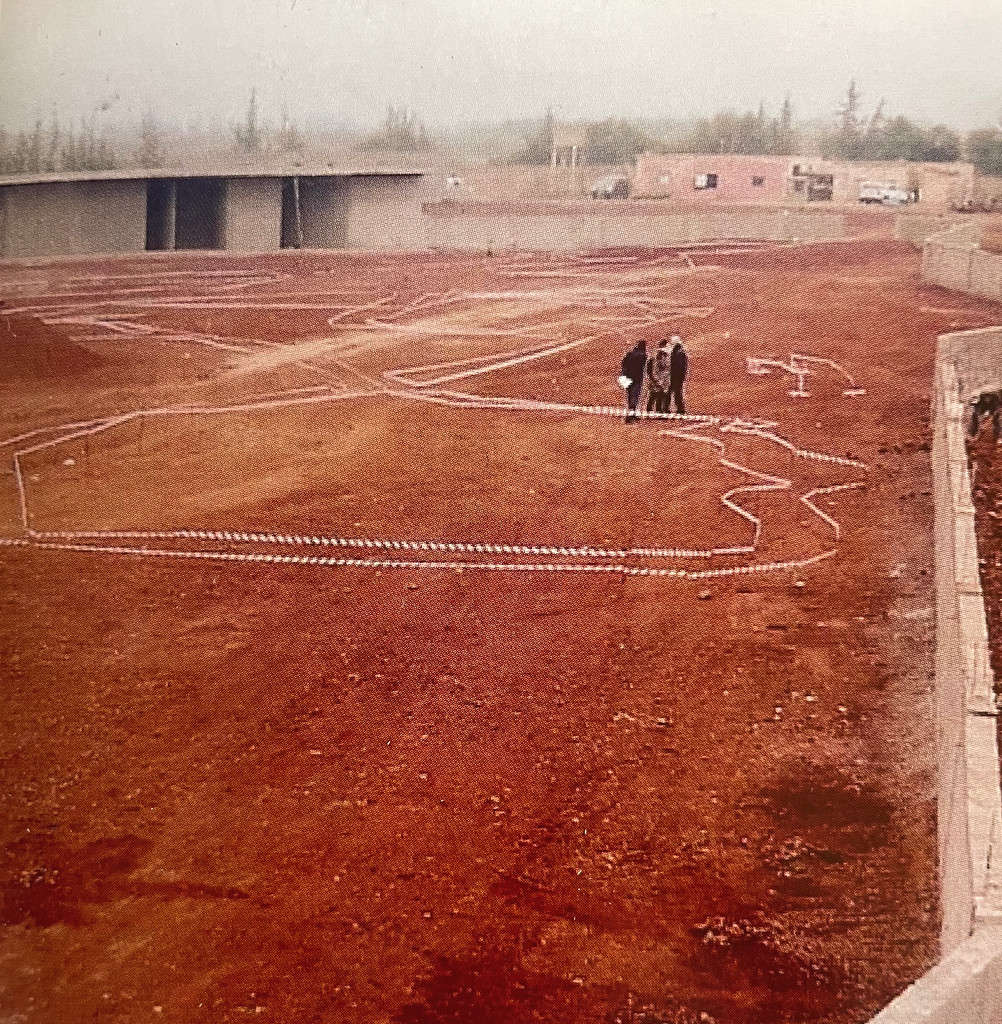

left=1, top=258, right=867, bottom=581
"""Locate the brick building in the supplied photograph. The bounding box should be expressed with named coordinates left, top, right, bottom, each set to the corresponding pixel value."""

left=632, top=153, right=975, bottom=207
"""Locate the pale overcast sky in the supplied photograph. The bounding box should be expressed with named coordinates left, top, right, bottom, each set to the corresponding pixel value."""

left=0, top=0, right=1000, bottom=131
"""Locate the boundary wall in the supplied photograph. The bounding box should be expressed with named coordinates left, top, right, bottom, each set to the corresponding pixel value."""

left=895, top=214, right=965, bottom=246
left=869, top=326, right=1002, bottom=1022
left=423, top=208, right=846, bottom=250
left=920, top=222, right=1002, bottom=302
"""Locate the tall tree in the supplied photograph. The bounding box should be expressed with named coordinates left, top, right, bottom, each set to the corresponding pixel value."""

left=44, top=110, right=60, bottom=172
left=863, top=98, right=886, bottom=158
left=770, top=94, right=797, bottom=155
left=967, top=128, right=1002, bottom=175
left=513, top=108, right=555, bottom=164
left=27, top=119, right=43, bottom=173
left=278, top=104, right=304, bottom=153
left=584, top=118, right=654, bottom=164
left=233, top=88, right=262, bottom=153
left=827, top=78, right=865, bottom=159
left=137, top=109, right=165, bottom=167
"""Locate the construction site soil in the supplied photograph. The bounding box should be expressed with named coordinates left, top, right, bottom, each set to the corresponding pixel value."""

left=983, top=231, right=1002, bottom=255
left=0, top=309, right=103, bottom=381
left=3, top=239, right=1001, bottom=1024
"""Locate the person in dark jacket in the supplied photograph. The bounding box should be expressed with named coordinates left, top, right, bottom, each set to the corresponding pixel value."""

left=668, top=336, right=688, bottom=414
left=970, top=389, right=1002, bottom=441
left=646, top=339, right=670, bottom=414
left=621, top=340, right=647, bottom=422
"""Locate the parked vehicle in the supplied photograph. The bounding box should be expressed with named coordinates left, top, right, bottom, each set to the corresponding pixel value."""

left=859, top=182, right=911, bottom=206
left=590, top=175, right=630, bottom=199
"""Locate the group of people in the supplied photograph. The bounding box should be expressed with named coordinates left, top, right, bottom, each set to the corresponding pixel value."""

left=619, top=336, right=688, bottom=423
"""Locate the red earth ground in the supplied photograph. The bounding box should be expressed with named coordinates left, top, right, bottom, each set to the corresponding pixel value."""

left=2, top=240, right=1002, bottom=1024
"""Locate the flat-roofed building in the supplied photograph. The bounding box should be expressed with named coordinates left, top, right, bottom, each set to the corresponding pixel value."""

left=632, top=153, right=975, bottom=207
left=0, top=164, right=429, bottom=260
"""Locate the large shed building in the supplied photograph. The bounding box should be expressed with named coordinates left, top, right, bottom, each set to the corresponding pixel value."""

left=0, top=165, right=429, bottom=260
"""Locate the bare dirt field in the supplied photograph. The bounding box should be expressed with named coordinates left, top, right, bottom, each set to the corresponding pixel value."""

left=2, top=239, right=1001, bottom=1024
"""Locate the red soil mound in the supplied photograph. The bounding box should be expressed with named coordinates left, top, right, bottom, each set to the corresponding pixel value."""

left=0, top=309, right=101, bottom=382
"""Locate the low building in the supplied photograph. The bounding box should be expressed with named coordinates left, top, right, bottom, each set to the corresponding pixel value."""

left=632, top=153, right=975, bottom=207
left=0, top=164, right=429, bottom=261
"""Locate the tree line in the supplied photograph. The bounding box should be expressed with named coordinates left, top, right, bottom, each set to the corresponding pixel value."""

left=508, top=82, right=1002, bottom=174
left=0, top=91, right=310, bottom=175
left=0, top=115, right=117, bottom=175
left=3, top=84, right=1001, bottom=177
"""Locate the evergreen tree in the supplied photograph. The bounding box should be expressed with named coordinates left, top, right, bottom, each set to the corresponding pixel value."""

left=233, top=88, right=262, bottom=153
left=968, top=127, right=1002, bottom=176
left=137, top=109, right=165, bottom=167
left=513, top=108, right=555, bottom=164
left=278, top=104, right=304, bottom=153
left=44, top=110, right=60, bottom=172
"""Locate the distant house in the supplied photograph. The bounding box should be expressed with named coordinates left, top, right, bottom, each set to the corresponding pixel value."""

left=632, top=153, right=975, bottom=207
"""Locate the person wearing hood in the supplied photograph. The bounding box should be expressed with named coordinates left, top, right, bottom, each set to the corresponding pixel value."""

left=668, top=336, right=688, bottom=414
left=646, top=339, right=670, bottom=414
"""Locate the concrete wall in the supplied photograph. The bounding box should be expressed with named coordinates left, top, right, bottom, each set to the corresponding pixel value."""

left=145, top=179, right=176, bottom=250
left=868, top=326, right=1002, bottom=1023
left=922, top=224, right=1002, bottom=302
left=424, top=207, right=846, bottom=250
left=0, top=180, right=146, bottom=259
left=447, top=163, right=626, bottom=201
left=0, top=174, right=853, bottom=259
left=895, top=214, right=965, bottom=246
left=343, top=174, right=429, bottom=249
left=175, top=178, right=226, bottom=250
left=224, top=177, right=282, bottom=251
left=870, top=927, right=1002, bottom=1023
left=298, top=176, right=349, bottom=248
left=975, top=176, right=1002, bottom=205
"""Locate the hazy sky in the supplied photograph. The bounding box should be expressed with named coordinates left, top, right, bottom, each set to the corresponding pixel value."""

left=1, top=0, right=1000, bottom=132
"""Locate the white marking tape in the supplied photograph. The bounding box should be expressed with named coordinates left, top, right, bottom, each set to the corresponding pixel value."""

left=0, top=252, right=867, bottom=583
left=20, top=538, right=840, bottom=580
left=29, top=527, right=751, bottom=561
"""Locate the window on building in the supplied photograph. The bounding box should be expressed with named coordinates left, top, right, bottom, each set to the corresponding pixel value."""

left=752, top=176, right=766, bottom=187
left=694, top=173, right=718, bottom=190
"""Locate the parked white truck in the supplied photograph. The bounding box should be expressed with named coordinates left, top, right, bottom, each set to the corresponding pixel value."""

left=859, top=182, right=912, bottom=205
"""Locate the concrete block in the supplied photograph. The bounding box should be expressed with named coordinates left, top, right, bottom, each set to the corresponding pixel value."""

left=298, top=176, right=349, bottom=248
left=344, top=174, right=427, bottom=250
left=967, top=714, right=1002, bottom=897
left=225, top=177, right=282, bottom=252
left=0, top=180, right=146, bottom=259
left=868, top=927, right=1002, bottom=1023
